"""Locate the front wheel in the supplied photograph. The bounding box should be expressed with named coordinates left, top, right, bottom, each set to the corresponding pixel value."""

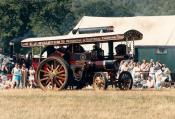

left=118, top=71, right=133, bottom=90
left=93, top=72, right=107, bottom=91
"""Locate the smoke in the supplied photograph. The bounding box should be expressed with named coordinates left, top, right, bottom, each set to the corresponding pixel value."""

left=11, top=31, right=33, bottom=43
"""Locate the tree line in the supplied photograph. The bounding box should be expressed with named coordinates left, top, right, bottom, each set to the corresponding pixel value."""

left=0, top=0, right=175, bottom=54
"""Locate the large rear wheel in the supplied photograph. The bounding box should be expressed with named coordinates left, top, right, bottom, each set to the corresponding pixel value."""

left=36, top=57, right=69, bottom=91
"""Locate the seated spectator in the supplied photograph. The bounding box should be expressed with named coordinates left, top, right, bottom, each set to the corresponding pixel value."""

left=0, top=78, right=12, bottom=89
left=144, top=76, right=154, bottom=88
left=3, top=80, right=12, bottom=89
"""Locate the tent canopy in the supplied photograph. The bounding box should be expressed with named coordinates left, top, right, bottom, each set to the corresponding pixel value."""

left=72, top=16, right=175, bottom=46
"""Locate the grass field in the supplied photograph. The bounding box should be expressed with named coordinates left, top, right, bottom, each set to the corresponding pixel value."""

left=0, top=89, right=175, bottom=119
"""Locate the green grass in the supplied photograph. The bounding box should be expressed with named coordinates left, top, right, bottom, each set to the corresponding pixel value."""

left=0, top=89, right=175, bottom=119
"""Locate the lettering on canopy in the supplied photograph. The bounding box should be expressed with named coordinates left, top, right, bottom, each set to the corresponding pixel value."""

left=21, top=34, right=124, bottom=47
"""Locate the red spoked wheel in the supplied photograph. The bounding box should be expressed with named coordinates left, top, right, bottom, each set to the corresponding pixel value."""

left=36, top=57, right=69, bottom=91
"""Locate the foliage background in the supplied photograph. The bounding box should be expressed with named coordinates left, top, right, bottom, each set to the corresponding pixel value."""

left=0, top=0, right=175, bottom=54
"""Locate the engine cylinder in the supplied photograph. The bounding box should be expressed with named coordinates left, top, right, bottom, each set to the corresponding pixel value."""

left=88, top=60, right=117, bottom=70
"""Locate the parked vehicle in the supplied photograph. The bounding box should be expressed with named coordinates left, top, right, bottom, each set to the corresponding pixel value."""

left=21, top=28, right=142, bottom=91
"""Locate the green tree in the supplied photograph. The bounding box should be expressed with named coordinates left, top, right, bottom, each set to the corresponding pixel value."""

left=0, top=0, right=175, bottom=56
left=0, top=0, right=74, bottom=54
left=29, top=0, right=74, bottom=36
left=0, top=1, right=23, bottom=54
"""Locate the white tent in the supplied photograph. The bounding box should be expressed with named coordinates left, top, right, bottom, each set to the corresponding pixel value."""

left=72, top=15, right=175, bottom=46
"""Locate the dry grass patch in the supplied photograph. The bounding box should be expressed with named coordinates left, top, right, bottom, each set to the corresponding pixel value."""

left=0, top=89, right=175, bottom=119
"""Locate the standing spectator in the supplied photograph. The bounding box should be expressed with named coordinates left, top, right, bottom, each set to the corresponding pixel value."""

left=149, top=63, right=155, bottom=80
left=128, top=60, right=134, bottom=73
left=117, top=60, right=125, bottom=78
left=161, top=64, right=172, bottom=82
left=140, top=59, right=148, bottom=80
left=154, top=61, right=162, bottom=72
left=149, top=59, right=155, bottom=66
left=12, top=63, right=21, bottom=88
left=21, top=64, right=28, bottom=88
left=123, top=63, right=129, bottom=71
left=143, top=63, right=150, bottom=79
left=0, top=77, right=3, bottom=90
left=140, top=59, right=147, bottom=71
left=0, top=59, right=8, bottom=82
left=120, top=61, right=129, bottom=72
left=118, top=60, right=125, bottom=73
left=132, top=63, right=141, bottom=80
left=155, top=72, right=162, bottom=90
left=29, top=65, right=35, bottom=88
left=132, top=63, right=142, bottom=87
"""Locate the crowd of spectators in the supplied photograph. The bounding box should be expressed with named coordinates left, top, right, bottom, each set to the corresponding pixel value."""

left=119, top=59, right=172, bottom=89
left=0, top=54, right=173, bottom=90
left=0, top=56, right=36, bottom=90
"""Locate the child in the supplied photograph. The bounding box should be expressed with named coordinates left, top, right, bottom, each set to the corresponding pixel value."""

left=28, top=66, right=35, bottom=88
left=155, top=73, right=162, bottom=90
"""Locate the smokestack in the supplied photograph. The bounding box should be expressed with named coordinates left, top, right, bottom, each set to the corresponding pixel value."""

left=9, top=42, right=14, bottom=58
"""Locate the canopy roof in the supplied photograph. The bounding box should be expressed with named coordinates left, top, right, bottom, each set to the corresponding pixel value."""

left=73, top=16, right=175, bottom=46
left=21, top=30, right=142, bottom=47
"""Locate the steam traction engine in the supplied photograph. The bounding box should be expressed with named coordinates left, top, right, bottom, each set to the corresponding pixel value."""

left=21, top=29, right=142, bottom=91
